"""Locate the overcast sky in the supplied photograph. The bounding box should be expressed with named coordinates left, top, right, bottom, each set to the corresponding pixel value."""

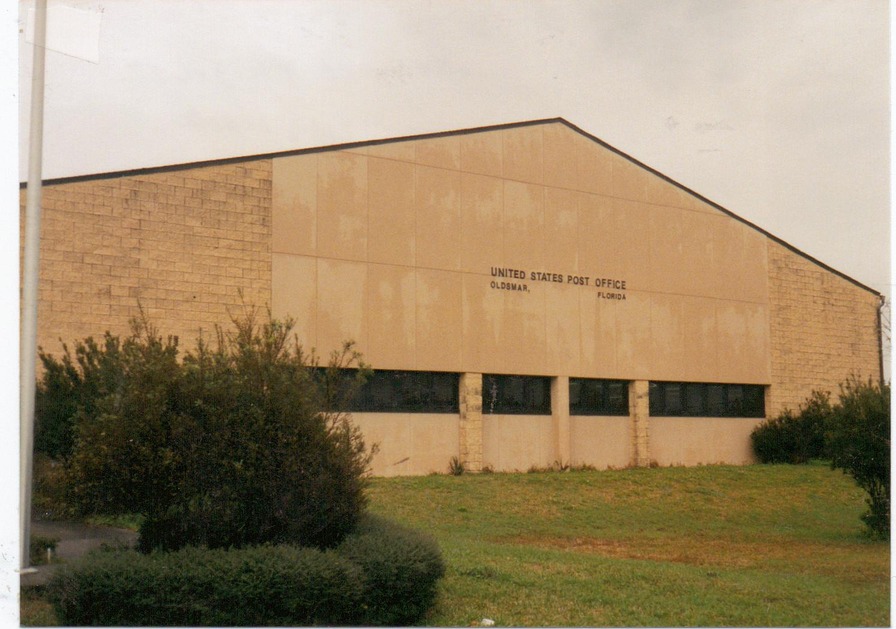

left=15, top=0, right=891, bottom=301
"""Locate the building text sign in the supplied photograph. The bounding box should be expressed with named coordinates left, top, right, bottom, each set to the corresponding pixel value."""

left=489, top=266, right=627, bottom=300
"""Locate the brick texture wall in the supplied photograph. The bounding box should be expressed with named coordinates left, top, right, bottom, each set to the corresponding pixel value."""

left=766, top=240, right=882, bottom=416
left=21, top=160, right=273, bottom=357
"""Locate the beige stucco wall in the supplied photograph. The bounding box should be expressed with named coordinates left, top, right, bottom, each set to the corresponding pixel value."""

left=482, top=415, right=556, bottom=472
left=648, top=417, right=764, bottom=466
left=569, top=416, right=632, bottom=469
left=351, top=413, right=459, bottom=477
left=271, top=122, right=771, bottom=384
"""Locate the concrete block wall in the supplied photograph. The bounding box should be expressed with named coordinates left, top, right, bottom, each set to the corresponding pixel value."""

left=629, top=380, right=650, bottom=466
left=21, top=160, right=273, bottom=357
left=766, top=240, right=882, bottom=416
left=459, top=373, right=484, bottom=472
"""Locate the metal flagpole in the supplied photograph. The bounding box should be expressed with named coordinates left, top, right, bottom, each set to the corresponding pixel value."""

left=21, top=0, right=48, bottom=573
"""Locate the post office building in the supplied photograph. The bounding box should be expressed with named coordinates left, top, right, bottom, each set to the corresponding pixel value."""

left=23, top=119, right=883, bottom=475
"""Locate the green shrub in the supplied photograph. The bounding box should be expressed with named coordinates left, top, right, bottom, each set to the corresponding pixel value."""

left=47, top=544, right=364, bottom=626
left=754, top=378, right=890, bottom=537
left=800, top=390, right=834, bottom=458
left=751, top=411, right=805, bottom=463
left=59, top=308, right=373, bottom=552
left=64, top=319, right=183, bottom=525
left=46, top=514, right=446, bottom=626
left=826, top=377, right=890, bottom=537
left=751, top=390, right=832, bottom=464
left=35, top=333, right=125, bottom=459
left=337, top=513, right=446, bottom=625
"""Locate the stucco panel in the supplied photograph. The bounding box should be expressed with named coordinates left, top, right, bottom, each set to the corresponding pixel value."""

left=648, top=417, right=762, bottom=466
left=268, top=121, right=774, bottom=382
left=569, top=417, right=631, bottom=469
left=353, top=413, right=460, bottom=477
left=482, top=415, right=555, bottom=472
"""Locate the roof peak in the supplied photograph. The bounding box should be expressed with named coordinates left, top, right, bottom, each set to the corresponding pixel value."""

left=27, top=117, right=880, bottom=297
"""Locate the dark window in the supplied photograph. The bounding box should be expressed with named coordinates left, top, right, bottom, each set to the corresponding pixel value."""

left=650, top=382, right=679, bottom=416
left=482, top=374, right=551, bottom=415
left=570, top=378, right=629, bottom=416
left=706, top=384, right=726, bottom=416
left=741, top=385, right=765, bottom=417
left=317, top=369, right=459, bottom=413
left=685, top=384, right=704, bottom=415
left=649, top=381, right=765, bottom=418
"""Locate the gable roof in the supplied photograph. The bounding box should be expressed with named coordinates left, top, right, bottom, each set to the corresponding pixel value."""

left=28, top=117, right=881, bottom=297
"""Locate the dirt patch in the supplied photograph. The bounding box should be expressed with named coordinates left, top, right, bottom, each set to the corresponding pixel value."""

left=510, top=535, right=756, bottom=567
left=499, top=534, right=888, bottom=581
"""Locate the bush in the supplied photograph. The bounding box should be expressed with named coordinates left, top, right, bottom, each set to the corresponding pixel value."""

left=63, top=320, right=182, bottom=526
left=826, top=377, right=890, bottom=537
left=751, top=390, right=832, bottom=464
left=337, top=513, right=446, bottom=625
left=755, top=378, right=890, bottom=537
left=46, top=514, right=446, bottom=626
left=58, top=308, right=373, bottom=552
left=35, top=334, right=125, bottom=459
left=47, top=544, right=364, bottom=626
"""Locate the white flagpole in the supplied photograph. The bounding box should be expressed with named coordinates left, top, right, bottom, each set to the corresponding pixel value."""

left=21, top=0, right=48, bottom=572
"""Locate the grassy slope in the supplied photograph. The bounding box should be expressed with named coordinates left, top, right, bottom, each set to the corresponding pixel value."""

left=366, top=464, right=889, bottom=627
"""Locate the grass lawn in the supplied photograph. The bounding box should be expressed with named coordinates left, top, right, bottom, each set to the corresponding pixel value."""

left=366, top=463, right=889, bottom=627
left=21, top=463, right=888, bottom=626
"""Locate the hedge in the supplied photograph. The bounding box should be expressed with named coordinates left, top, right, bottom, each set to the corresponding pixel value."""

left=337, top=514, right=446, bottom=625
left=47, top=545, right=363, bottom=626
left=47, top=514, right=445, bottom=626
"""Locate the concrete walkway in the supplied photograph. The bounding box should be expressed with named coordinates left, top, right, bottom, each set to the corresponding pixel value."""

left=21, top=520, right=138, bottom=588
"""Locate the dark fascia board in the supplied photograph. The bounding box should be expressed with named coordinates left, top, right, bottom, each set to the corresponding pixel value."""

left=22, top=116, right=881, bottom=297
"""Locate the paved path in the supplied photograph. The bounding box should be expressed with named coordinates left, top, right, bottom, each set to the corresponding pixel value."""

left=21, top=520, right=138, bottom=588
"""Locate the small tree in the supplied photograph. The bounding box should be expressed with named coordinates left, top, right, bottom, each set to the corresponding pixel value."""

left=826, top=377, right=890, bottom=537
left=60, top=308, right=374, bottom=551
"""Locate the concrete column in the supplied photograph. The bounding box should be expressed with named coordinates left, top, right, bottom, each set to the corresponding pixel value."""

left=459, top=373, right=483, bottom=472
left=551, top=376, right=570, bottom=465
left=629, top=380, right=650, bottom=467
